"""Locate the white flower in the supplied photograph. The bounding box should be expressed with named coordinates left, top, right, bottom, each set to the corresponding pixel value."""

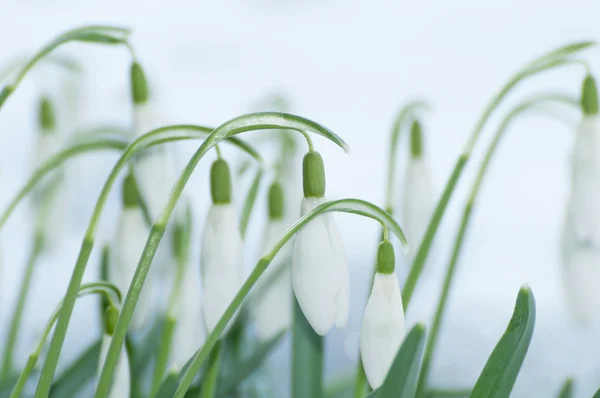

left=402, top=122, right=434, bottom=259
left=292, top=196, right=350, bottom=336
left=562, top=114, right=600, bottom=323
left=360, top=272, right=405, bottom=389
left=96, top=334, right=130, bottom=398
left=111, top=205, right=154, bottom=332
left=200, top=203, right=244, bottom=334
left=252, top=218, right=292, bottom=341
left=170, top=263, right=206, bottom=371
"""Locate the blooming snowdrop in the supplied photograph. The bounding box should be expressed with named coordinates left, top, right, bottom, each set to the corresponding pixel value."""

left=96, top=306, right=130, bottom=398
left=402, top=120, right=434, bottom=260
left=292, top=151, right=350, bottom=336
left=200, top=157, right=245, bottom=334
left=360, top=240, right=405, bottom=389
left=110, top=173, right=154, bottom=332
left=252, top=181, right=292, bottom=341
left=562, top=74, right=600, bottom=323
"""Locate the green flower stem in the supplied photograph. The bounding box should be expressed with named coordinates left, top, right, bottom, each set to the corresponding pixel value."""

left=0, top=231, right=44, bottom=381
left=0, top=25, right=131, bottom=111
left=150, top=316, right=177, bottom=397
left=94, top=112, right=350, bottom=398
left=240, top=168, right=264, bottom=237
left=9, top=282, right=120, bottom=398
left=292, top=298, right=323, bottom=398
left=198, top=343, right=222, bottom=398
left=172, top=198, right=408, bottom=398
left=416, top=94, right=578, bottom=397
left=352, top=360, right=368, bottom=398
left=34, top=124, right=259, bottom=398
left=401, top=44, right=594, bottom=308
left=0, top=137, right=128, bottom=231
left=385, top=101, right=430, bottom=212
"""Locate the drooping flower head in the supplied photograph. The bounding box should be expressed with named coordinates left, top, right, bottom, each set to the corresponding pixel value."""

left=292, top=151, right=350, bottom=336
left=360, top=240, right=405, bottom=389
left=562, top=74, right=600, bottom=323
left=252, top=180, right=293, bottom=341
left=200, top=156, right=245, bottom=334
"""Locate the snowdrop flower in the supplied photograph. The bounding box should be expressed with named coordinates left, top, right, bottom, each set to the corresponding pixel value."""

left=110, top=173, right=154, bottom=332
left=200, top=157, right=244, bottom=334
left=96, top=306, right=131, bottom=398
left=292, top=151, right=350, bottom=336
left=129, top=61, right=178, bottom=220
left=562, top=74, right=600, bottom=323
left=402, top=120, right=434, bottom=260
left=252, top=181, right=292, bottom=341
left=360, top=240, right=405, bottom=389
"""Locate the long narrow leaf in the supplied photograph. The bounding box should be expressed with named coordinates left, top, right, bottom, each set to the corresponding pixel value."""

left=557, top=378, right=573, bottom=398
left=49, top=341, right=101, bottom=397
left=470, top=286, right=536, bottom=398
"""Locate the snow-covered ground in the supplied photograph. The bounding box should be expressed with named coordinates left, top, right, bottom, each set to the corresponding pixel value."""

left=1, top=0, right=600, bottom=396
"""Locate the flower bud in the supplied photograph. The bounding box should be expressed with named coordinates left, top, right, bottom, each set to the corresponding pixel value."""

left=268, top=181, right=284, bottom=220
left=122, top=172, right=140, bottom=209
left=376, top=240, right=395, bottom=274
left=410, top=120, right=423, bottom=159
left=581, top=74, right=598, bottom=116
left=210, top=158, right=232, bottom=204
left=38, top=96, right=56, bottom=133
left=130, top=62, right=149, bottom=105
left=104, top=306, right=119, bottom=336
left=302, top=151, right=326, bottom=198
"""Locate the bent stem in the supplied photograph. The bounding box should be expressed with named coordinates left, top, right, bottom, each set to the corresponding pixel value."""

left=401, top=42, right=594, bottom=307
left=0, top=231, right=44, bottom=381
left=9, top=282, right=120, bottom=398
left=415, top=94, right=579, bottom=396
left=93, top=112, right=350, bottom=398
left=171, top=198, right=408, bottom=398
left=34, top=124, right=258, bottom=397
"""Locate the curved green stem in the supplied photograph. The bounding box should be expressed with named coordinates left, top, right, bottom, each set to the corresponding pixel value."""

left=401, top=42, right=593, bottom=308
left=385, top=100, right=430, bottom=212
left=0, top=25, right=131, bottom=111
left=170, top=198, right=407, bottom=398
left=415, top=94, right=578, bottom=396
left=0, top=231, right=44, bottom=381
left=9, top=282, right=120, bottom=398
left=34, top=124, right=261, bottom=397
left=94, top=112, right=350, bottom=398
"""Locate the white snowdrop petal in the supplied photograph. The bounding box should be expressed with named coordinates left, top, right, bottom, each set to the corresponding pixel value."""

left=402, top=158, right=434, bottom=258
left=97, top=334, right=131, bottom=398
left=360, top=273, right=405, bottom=389
left=292, top=197, right=349, bottom=336
left=200, top=204, right=244, bottom=334
left=111, top=209, right=154, bottom=331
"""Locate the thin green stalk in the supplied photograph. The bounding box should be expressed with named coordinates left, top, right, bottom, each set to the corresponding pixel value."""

left=150, top=316, right=177, bottom=397
left=0, top=231, right=44, bottom=380
left=171, top=198, right=408, bottom=398
left=94, top=113, right=349, bottom=398
left=401, top=45, right=593, bottom=307
left=34, top=124, right=255, bottom=397
left=240, top=168, right=263, bottom=237
left=9, top=282, right=120, bottom=398
left=292, top=298, right=323, bottom=398
left=416, top=94, right=578, bottom=396
left=198, top=343, right=222, bottom=398
left=352, top=360, right=368, bottom=398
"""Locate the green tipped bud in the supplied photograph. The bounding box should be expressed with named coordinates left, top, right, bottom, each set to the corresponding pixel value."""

left=268, top=181, right=284, bottom=220
left=302, top=151, right=326, bottom=198
left=104, top=306, right=119, bottom=336
left=38, top=97, right=56, bottom=132
left=210, top=158, right=232, bottom=204
left=122, top=173, right=140, bottom=208
left=130, top=62, right=149, bottom=105
left=376, top=240, right=395, bottom=274
left=410, top=120, right=423, bottom=158
left=581, top=74, right=598, bottom=116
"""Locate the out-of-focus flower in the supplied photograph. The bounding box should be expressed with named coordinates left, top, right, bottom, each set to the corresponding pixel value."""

left=360, top=240, right=405, bottom=389
left=292, top=151, right=349, bottom=336
left=200, top=157, right=244, bottom=334
left=562, top=74, right=600, bottom=324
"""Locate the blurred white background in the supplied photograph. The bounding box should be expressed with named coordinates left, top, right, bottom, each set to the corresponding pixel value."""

left=1, top=0, right=600, bottom=397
